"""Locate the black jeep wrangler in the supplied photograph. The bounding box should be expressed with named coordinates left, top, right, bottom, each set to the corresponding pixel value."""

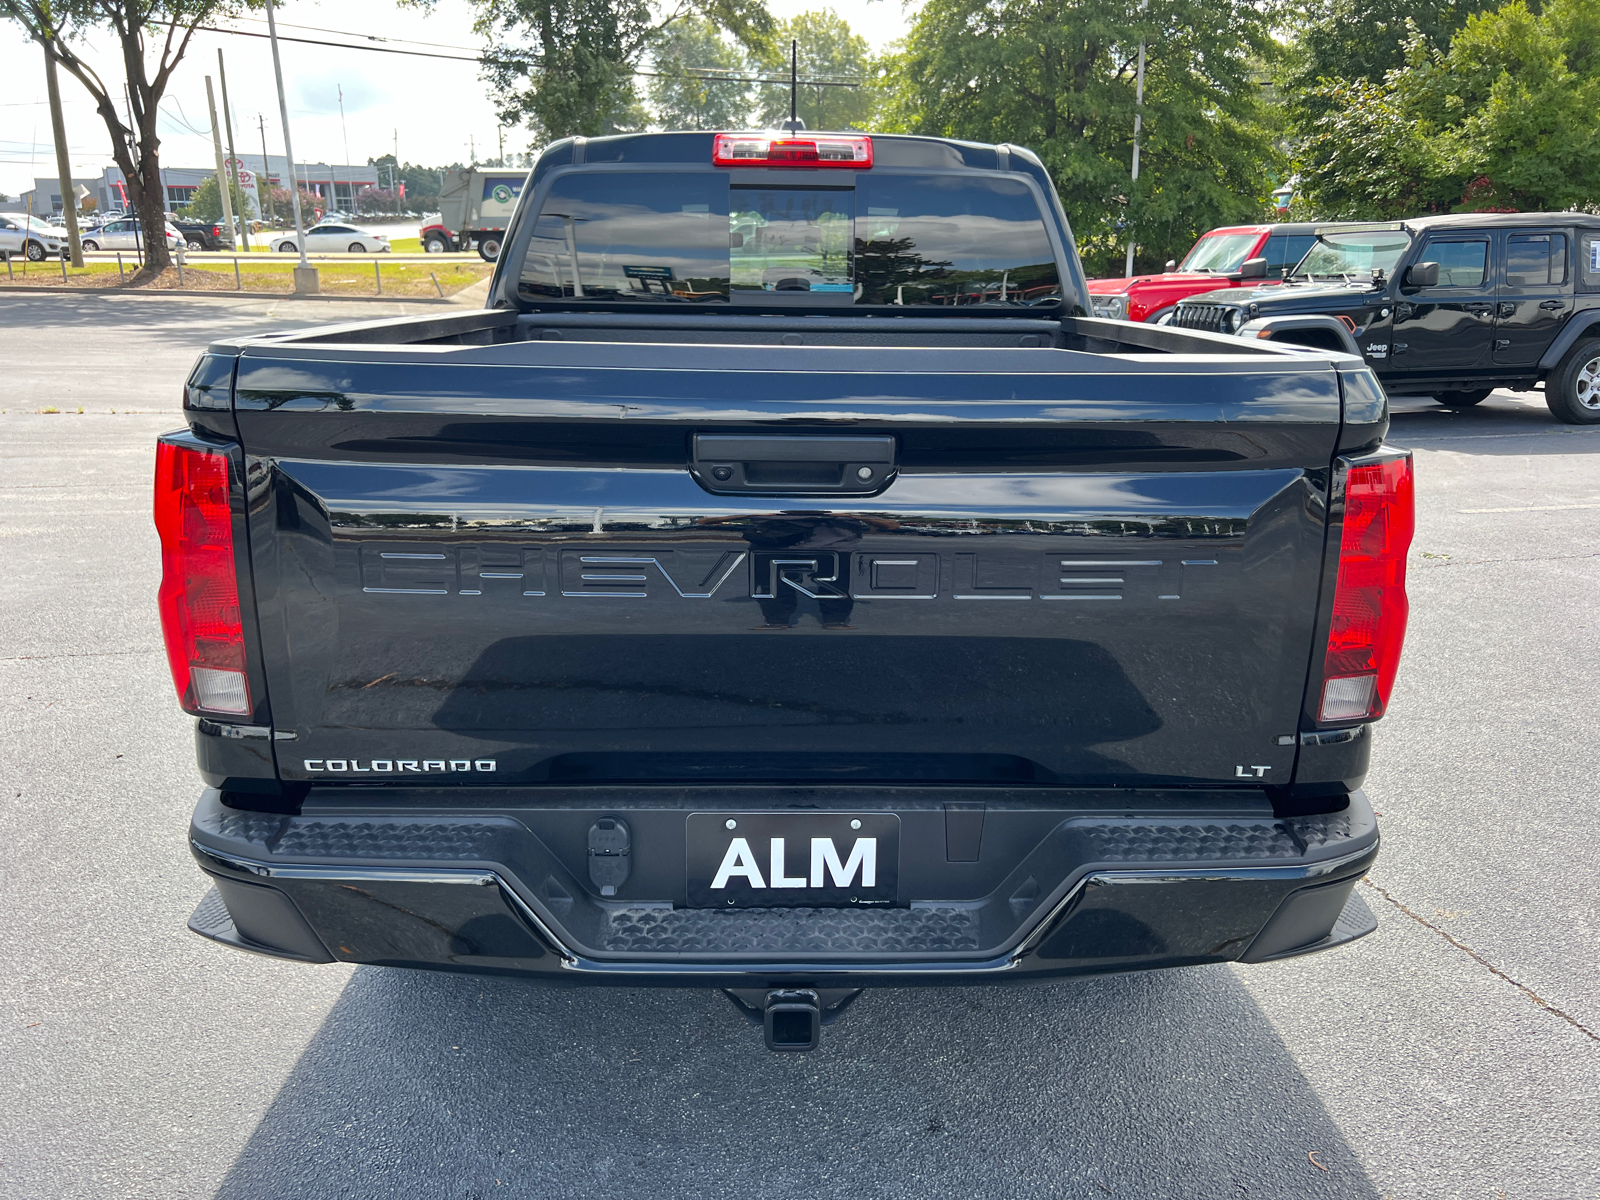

left=1172, top=214, right=1600, bottom=423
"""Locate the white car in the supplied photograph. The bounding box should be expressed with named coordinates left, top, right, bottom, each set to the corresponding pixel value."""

left=78, top=218, right=182, bottom=253
left=273, top=222, right=391, bottom=254
left=0, top=215, right=67, bottom=261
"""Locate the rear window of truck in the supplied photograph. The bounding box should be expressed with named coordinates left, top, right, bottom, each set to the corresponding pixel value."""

left=517, top=171, right=1060, bottom=309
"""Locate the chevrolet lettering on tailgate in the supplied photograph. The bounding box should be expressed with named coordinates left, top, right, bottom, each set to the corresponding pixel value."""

left=355, top=543, right=1220, bottom=604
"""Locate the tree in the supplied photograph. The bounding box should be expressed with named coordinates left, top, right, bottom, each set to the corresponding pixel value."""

left=753, top=10, right=873, bottom=132
left=1290, top=65, right=1448, bottom=218
left=1283, top=0, right=1495, bottom=90
left=182, top=171, right=251, bottom=223
left=648, top=14, right=749, bottom=130
left=369, top=154, right=459, bottom=210
left=1292, top=0, right=1600, bottom=216
left=0, top=0, right=261, bottom=276
left=465, top=0, right=772, bottom=142
left=354, top=186, right=399, bottom=214
left=1424, top=0, right=1600, bottom=211
left=268, top=185, right=323, bottom=220
left=876, top=0, right=1282, bottom=276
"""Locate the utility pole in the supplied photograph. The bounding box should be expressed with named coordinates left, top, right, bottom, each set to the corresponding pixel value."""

left=264, top=0, right=314, bottom=292
left=257, top=114, right=274, bottom=221
left=40, top=33, right=82, bottom=267
left=217, top=50, right=251, bottom=250
left=469, top=134, right=475, bottom=165
left=1124, top=0, right=1148, bottom=278
left=120, top=83, right=142, bottom=267
left=203, top=76, right=238, bottom=249
left=497, top=125, right=504, bottom=166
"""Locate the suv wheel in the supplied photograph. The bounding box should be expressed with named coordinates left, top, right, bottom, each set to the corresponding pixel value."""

left=1547, top=338, right=1600, bottom=425
left=1434, top=389, right=1493, bottom=408
left=25, top=240, right=46, bottom=262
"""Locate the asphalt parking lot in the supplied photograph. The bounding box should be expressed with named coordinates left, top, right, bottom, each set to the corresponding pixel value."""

left=3, top=291, right=1598, bottom=1199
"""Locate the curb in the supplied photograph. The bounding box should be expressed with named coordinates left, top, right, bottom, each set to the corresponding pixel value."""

left=0, top=284, right=457, bottom=304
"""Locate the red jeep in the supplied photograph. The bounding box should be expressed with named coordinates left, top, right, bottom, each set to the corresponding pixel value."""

left=1088, top=223, right=1325, bottom=323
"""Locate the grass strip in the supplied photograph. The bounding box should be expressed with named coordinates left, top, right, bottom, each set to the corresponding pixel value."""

left=0, top=260, right=491, bottom=298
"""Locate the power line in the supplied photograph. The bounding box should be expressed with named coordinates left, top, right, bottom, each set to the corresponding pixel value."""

left=225, top=15, right=486, bottom=54
left=155, top=21, right=482, bottom=61
left=160, top=97, right=213, bottom=137
left=151, top=20, right=866, bottom=86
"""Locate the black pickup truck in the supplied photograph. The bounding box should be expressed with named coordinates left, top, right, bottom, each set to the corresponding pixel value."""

left=161, top=131, right=1411, bottom=1051
left=1172, top=214, right=1600, bottom=423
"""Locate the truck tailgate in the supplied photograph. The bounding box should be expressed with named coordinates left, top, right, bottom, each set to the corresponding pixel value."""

left=231, top=339, right=1341, bottom=789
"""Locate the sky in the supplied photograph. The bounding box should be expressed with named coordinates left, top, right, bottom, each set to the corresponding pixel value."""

left=0, top=0, right=915, bottom=199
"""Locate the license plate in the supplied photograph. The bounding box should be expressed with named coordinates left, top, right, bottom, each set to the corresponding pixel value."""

left=686, top=812, right=900, bottom=908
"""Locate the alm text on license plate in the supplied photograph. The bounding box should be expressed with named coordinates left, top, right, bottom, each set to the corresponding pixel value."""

left=685, top=812, right=900, bottom=908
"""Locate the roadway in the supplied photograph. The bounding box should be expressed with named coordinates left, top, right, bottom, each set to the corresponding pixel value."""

left=2, top=290, right=1597, bottom=1198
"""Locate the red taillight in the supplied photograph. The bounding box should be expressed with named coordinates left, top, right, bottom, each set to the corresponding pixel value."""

left=212, top=225, right=222, bottom=236
left=712, top=133, right=872, bottom=169
left=154, top=441, right=250, bottom=715
left=1319, top=453, right=1414, bottom=722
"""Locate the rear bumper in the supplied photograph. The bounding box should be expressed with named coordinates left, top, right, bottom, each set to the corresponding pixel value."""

left=187, top=786, right=1379, bottom=987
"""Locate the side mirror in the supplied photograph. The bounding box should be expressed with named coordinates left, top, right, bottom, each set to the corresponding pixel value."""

left=1405, top=261, right=1439, bottom=288
left=1164, top=259, right=1177, bottom=272
left=1238, top=256, right=1269, bottom=279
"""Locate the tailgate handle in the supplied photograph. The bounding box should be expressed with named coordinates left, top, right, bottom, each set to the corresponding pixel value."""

left=692, top=434, right=896, bottom=494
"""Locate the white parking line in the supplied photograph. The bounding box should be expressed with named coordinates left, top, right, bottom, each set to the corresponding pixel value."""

left=1458, top=502, right=1600, bottom=513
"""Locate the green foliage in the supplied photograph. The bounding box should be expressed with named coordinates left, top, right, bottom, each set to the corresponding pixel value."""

left=471, top=0, right=771, bottom=142
left=1293, top=0, right=1600, bottom=216
left=1283, top=0, right=1496, bottom=89
left=1291, top=64, right=1446, bottom=218
left=1427, top=0, right=1600, bottom=210
left=181, top=172, right=252, bottom=222
left=876, top=0, right=1282, bottom=275
left=754, top=10, right=873, bottom=131
left=648, top=15, right=749, bottom=130
left=266, top=185, right=325, bottom=221
left=367, top=154, right=470, bottom=209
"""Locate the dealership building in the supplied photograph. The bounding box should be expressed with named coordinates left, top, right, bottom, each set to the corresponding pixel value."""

left=23, top=156, right=381, bottom=217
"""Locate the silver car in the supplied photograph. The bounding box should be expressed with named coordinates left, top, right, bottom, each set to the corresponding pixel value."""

left=79, top=218, right=183, bottom=253
left=0, top=215, right=67, bottom=261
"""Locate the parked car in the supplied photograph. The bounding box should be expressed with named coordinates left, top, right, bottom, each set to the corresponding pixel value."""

left=169, top=130, right=1405, bottom=1053
left=272, top=222, right=391, bottom=254
left=168, top=215, right=229, bottom=251
left=1172, top=214, right=1600, bottom=424
left=0, top=214, right=68, bottom=260
left=79, top=218, right=182, bottom=253
left=1087, top=222, right=1354, bottom=323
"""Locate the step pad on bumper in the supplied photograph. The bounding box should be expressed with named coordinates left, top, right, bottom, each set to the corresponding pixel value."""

left=603, top=905, right=980, bottom=954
